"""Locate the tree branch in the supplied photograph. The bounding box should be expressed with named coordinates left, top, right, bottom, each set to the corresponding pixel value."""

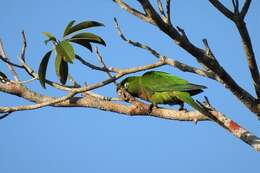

left=113, top=0, right=155, bottom=25
left=166, top=0, right=172, bottom=25
left=208, top=0, right=234, bottom=20
left=0, top=77, right=208, bottom=121
left=240, top=0, right=251, bottom=19
left=197, top=98, right=260, bottom=151
left=0, top=39, right=20, bottom=81
left=114, top=0, right=259, bottom=117
left=156, top=0, right=167, bottom=23
left=235, top=20, right=260, bottom=98
left=114, top=18, right=220, bottom=81
left=209, top=0, right=260, bottom=99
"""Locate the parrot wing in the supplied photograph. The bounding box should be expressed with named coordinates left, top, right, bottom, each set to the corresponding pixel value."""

left=141, top=71, right=206, bottom=93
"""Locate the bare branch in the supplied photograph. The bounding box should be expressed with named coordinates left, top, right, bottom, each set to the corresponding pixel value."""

left=176, top=26, right=189, bottom=42
left=20, top=31, right=27, bottom=62
left=95, top=48, right=117, bottom=85
left=157, top=0, right=165, bottom=16
left=208, top=0, right=234, bottom=20
left=0, top=39, right=20, bottom=81
left=202, top=39, right=215, bottom=59
left=197, top=99, right=260, bottom=151
left=85, top=91, right=122, bottom=101
left=0, top=90, right=78, bottom=113
left=113, top=0, right=155, bottom=25
left=156, top=0, right=167, bottom=22
left=240, top=0, right=252, bottom=19
left=209, top=0, right=260, bottom=99
left=75, top=54, right=108, bottom=72
left=232, top=0, right=239, bottom=15
left=114, top=18, right=221, bottom=81
left=0, top=59, right=167, bottom=111
left=116, top=0, right=259, bottom=116
left=166, top=0, right=172, bottom=25
left=0, top=81, right=209, bottom=122
left=0, top=54, right=24, bottom=68
left=0, top=112, right=12, bottom=120
left=235, top=19, right=260, bottom=98
left=18, top=77, right=37, bottom=84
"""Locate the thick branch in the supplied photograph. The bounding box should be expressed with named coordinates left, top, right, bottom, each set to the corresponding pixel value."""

left=236, top=21, right=260, bottom=98
left=0, top=80, right=208, bottom=121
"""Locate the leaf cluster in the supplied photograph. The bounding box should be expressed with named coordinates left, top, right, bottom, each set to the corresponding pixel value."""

left=38, top=20, right=106, bottom=88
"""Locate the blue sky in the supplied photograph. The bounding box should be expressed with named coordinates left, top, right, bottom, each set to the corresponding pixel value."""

left=0, top=0, right=260, bottom=172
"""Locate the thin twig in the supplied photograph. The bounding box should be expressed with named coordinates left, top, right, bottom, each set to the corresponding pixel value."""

left=0, top=89, right=80, bottom=113
left=176, top=26, right=189, bottom=41
left=232, top=0, right=239, bottom=15
left=95, top=47, right=117, bottom=85
left=166, top=0, right=172, bottom=25
left=114, top=18, right=219, bottom=81
left=157, top=0, right=167, bottom=22
left=208, top=0, right=234, bottom=20
left=0, top=40, right=20, bottom=81
left=202, top=39, right=215, bottom=59
left=0, top=55, right=24, bottom=68
left=20, top=31, right=27, bottom=62
left=75, top=54, right=109, bottom=72
left=240, top=0, right=251, bottom=19
left=157, top=0, right=165, bottom=16
left=17, top=77, right=37, bottom=84
left=85, top=91, right=123, bottom=101
left=0, top=112, right=12, bottom=120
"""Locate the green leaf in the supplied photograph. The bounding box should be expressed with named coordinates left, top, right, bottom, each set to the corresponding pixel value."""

left=64, top=21, right=104, bottom=36
left=55, top=41, right=75, bottom=63
left=68, top=32, right=106, bottom=46
left=38, top=50, right=52, bottom=88
left=69, top=39, right=93, bottom=52
left=55, top=55, right=68, bottom=85
left=63, top=20, right=76, bottom=37
left=43, top=32, right=57, bottom=44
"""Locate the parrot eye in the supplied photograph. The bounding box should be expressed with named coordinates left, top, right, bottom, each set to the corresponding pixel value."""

left=124, top=82, right=129, bottom=89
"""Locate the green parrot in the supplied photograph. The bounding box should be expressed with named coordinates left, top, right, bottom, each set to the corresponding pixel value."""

left=119, top=71, right=207, bottom=112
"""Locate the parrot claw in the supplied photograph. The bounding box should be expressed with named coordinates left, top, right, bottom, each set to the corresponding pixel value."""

left=178, top=107, right=188, bottom=112
left=129, top=105, right=138, bottom=114
left=148, top=104, right=158, bottom=113
left=178, top=102, right=187, bottom=111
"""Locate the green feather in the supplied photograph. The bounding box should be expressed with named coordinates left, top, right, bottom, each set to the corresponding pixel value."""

left=119, top=71, right=207, bottom=113
left=141, top=71, right=206, bottom=94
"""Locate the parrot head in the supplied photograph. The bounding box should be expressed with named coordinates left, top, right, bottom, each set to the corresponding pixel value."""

left=118, top=76, right=140, bottom=96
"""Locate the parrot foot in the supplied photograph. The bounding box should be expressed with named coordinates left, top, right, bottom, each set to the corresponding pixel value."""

left=148, top=104, right=158, bottom=113
left=178, top=107, right=188, bottom=112
left=129, top=104, right=139, bottom=114
left=178, top=103, right=187, bottom=111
